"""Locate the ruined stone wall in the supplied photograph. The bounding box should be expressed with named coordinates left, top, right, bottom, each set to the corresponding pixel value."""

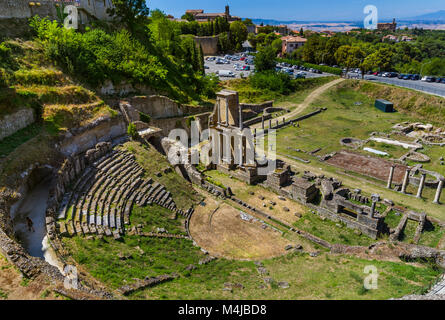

left=0, top=108, right=35, bottom=140
left=194, top=36, right=219, bottom=56
left=239, top=101, right=274, bottom=114
left=59, top=115, right=126, bottom=156
left=127, top=95, right=211, bottom=120
left=150, top=113, right=210, bottom=137
left=0, top=0, right=111, bottom=20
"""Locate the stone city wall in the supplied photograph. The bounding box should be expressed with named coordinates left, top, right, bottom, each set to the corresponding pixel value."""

left=194, top=36, right=219, bottom=56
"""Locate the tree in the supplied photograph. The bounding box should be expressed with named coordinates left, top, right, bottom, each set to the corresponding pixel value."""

left=335, top=45, right=365, bottom=76
left=107, top=0, right=150, bottom=34
left=361, top=47, right=393, bottom=75
left=242, top=18, right=254, bottom=26
left=229, top=21, right=248, bottom=51
left=299, top=27, right=304, bottom=36
left=271, top=38, right=283, bottom=55
left=254, top=46, right=277, bottom=72
left=181, top=12, right=195, bottom=22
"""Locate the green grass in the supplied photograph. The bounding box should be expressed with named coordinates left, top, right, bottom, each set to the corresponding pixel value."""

left=0, top=123, right=43, bottom=156
left=130, top=204, right=186, bottom=235
left=63, top=235, right=205, bottom=290
left=384, top=211, right=403, bottom=230
left=418, top=221, right=445, bottom=248
left=293, top=211, right=377, bottom=246
left=400, top=219, right=418, bottom=244
left=131, top=251, right=440, bottom=300
left=274, top=85, right=412, bottom=156
left=0, top=289, right=8, bottom=299
left=225, top=76, right=337, bottom=104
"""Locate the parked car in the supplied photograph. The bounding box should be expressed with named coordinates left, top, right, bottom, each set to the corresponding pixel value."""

left=435, top=77, right=444, bottom=83
left=217, top=70, right=235, bottom=77
left=242, top=65, right=250, bottom=71
left=411, top=74, right=420, bottom=80
left=422, top=76, right=436, bottom=82
left=402, top=74, right=412, bottom=80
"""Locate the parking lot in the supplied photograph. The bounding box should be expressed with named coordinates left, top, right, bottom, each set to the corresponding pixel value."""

left=205, top=54, right=334, bottom=80
left=205, top=55, right=255, bottom=79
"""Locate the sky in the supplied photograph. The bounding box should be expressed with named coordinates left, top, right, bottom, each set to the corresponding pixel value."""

left=147, top=0, right=445, bottom=21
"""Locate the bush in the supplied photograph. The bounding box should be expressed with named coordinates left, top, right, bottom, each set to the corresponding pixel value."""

left=14, top=68, right=64, bottom=86
left=139, top=112, right=151, bottom=124
left=250, top=71, right=293, bottom=95
left=127, top=123, right=138, bottom=139
left=254, top=46, right=277, bottom=72
left=278, top=57, right=342, bottom=75
left=29, top=16, right=216, bottom=103
left=0, top=68, right=8, bottom=88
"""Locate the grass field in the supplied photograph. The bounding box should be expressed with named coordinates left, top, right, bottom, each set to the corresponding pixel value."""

left=130, top=251, right=440, bottom=300
left=264, top=81, right=445, bottom=220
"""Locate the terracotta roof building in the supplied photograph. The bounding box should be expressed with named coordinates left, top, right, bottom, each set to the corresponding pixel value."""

left=185, top=5, right=241, bottom=22
left=281, top=36, right=307, bottom=55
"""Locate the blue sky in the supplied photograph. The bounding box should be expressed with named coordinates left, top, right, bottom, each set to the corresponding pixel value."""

left=147, top=0, right=444, bottom=21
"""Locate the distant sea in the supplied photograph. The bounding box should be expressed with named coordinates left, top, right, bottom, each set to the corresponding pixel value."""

left=250, top=18, right=445, bottom=32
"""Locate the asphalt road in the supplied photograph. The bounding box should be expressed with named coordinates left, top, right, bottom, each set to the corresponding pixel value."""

left=347, top=73, right=445, bottom=97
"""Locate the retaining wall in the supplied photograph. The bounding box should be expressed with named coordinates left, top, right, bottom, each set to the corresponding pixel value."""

left=0, top=108, right=35, bottom=141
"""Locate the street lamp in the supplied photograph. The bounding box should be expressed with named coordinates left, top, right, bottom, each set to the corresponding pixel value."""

left=420, top=60, right=433, bottom=77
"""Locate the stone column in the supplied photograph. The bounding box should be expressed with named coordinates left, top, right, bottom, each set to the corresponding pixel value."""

left=401, top=169, right=411, bottom=194
left=283, top=117, right=286, bottom=124
left=387, top=165, right=395, bottom=189
left=269, top=119, right=272, bottom=128
left=370, top=201, right=376, bottom=217
left=225, top=100, right=229, bottom=126
left=217, top=101, right=221, bottom=125
left=416, top=173, right=427, bottom=198
left=239, top=106, right=243, bottom=130
left=433, top=180, right=444, bottom=204
left=261, top=116, right=265, bottom=130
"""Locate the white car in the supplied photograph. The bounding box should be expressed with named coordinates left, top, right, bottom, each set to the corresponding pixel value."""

left=217, top=70, right=235, bottom=77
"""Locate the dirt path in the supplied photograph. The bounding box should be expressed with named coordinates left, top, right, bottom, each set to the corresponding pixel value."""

left=0, top=256, right=57, bottom=300
left=251, top=78, right=345, bottom=129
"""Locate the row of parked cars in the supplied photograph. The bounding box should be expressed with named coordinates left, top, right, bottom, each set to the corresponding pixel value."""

left=206, top=54, right=255, bottom=66
left=368, top=71, right=445, bottom=83
left=275, top=62, right=322, bottom=79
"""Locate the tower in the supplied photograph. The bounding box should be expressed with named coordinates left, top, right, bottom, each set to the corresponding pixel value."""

left=225, top=5, right=230, bottom=19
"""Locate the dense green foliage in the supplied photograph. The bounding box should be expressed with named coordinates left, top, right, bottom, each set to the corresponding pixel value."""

left=277, top=58, right=343, bottom=75
left=29, top=16, right=215, bottom=103
left=254, top=46, right=277, bottom=72
left=107, top=0, right=150, bottom=34
left=287, top=29, right=445, bottom=75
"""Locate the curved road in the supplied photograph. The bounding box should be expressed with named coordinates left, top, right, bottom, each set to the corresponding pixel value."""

left=251, top=78, right=345, bottom=130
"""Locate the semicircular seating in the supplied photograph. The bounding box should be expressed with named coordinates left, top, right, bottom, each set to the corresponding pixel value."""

left=57, top=149, right=177, bottom=237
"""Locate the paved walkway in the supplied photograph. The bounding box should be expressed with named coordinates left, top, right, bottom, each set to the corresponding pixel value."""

left=251, top=78, right=345, bottom=130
